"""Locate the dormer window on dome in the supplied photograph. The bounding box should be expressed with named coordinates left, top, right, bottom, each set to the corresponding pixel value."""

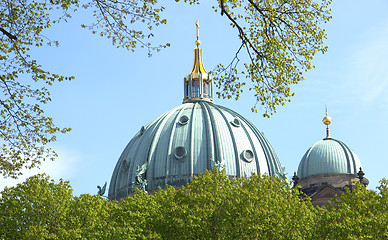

left=183, top=20, right=213, bottom=103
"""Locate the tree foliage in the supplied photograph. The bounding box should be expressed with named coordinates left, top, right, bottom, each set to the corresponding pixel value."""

left=151, top=169, right=315, bottom=239
left=0, top=174, right=119, bottom=239
left=212, top=0, right=332, bottom=117
left=0, top=0, right=168, bottom=177
left=0, top=0, right=74, bottom=178
left=1, top=172, right=388, bottom=239
left=81, top=0, right=170, bottom=55
left=313, top=179, right=388, bottom=239
left=0, top=174, right=74, bottom=239
left=0, top=0, right=331, bottom=176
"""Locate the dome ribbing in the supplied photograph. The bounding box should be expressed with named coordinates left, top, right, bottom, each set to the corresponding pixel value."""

left=297, top=137, right=362, bottom=179
left=109, top=101, right=285, bottom=200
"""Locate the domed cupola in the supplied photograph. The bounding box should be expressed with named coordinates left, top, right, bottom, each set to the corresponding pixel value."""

left=294, top=111, right=368, bottom=206
left=183, top=20, right=213, bottom=103
left=297, top=112, right=362, bottom=178
left=108, top=21, right=285, bottom=200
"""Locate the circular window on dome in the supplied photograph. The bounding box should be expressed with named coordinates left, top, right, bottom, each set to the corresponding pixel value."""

left=174, top=146, right=187, bottom=160
left=242, top=150, right=254, bottom=163
left=178, top=115, right=189, bottom=125
left=231, top=117, right=241, bottom=127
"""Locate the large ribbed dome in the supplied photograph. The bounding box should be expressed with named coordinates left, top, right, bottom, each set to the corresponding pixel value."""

left=297, top=137, right=362, bottom=179
left=108, top=25, right=285, bottom=200
left=109, top=101, right=285, bottom=200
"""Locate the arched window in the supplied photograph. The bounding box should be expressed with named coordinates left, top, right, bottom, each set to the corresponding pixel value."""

left=192, top=79, right=200, bottom=98
left=203, top=80, right=209, bottom=98
left=185, top=79, right=189, bottom=100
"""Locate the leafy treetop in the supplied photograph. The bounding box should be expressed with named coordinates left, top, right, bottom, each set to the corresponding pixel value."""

left=1, top=172, right=387, bottom=239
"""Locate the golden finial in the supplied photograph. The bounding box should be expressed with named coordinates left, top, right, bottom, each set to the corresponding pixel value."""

left=322, top=112, right=332, bottom=126
left=195, top=20, right=201, bottom=46
left=189, top=20, right=207, bottom=78
left=322, top=106, right=332, bottom=139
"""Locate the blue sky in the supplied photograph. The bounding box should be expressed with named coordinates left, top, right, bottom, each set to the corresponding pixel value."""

left=1, top=0, right=388, bottom=195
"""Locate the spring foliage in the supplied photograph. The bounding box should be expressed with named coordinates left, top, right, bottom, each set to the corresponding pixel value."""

left=1, top=171, right=387, bottom=239
left=0, top=0, right=331, bottom=176
left=211, top=0, right=332, bottom=117
left=0, top=0, right=168, bottom=177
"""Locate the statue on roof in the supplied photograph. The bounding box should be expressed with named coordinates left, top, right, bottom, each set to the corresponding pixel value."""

left=97, top=181, right=107, bottom=197
left=133, top=162, right=148, bottom=192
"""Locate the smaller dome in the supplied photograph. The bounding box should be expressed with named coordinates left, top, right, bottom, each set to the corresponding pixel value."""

left=297, top=138, right=362, bottom=179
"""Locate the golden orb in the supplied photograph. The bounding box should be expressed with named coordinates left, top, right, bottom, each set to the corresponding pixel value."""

left=322, top=115, right=332, bottom=126
left=195, top=40, right=201, bottom=46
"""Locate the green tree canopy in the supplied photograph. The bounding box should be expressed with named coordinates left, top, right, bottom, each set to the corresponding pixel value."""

left=1, top=172, right=388, bottom=239
left=313, top=179, right=388, bottom=239
left=151, top=169, right=315, bottom=239
left=0, top=174, right=75, bottom=239
left=0, top=174, right=119, bottom=239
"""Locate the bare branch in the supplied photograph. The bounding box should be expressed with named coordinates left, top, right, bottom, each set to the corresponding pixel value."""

left=0, top=27, right=17, bottom=40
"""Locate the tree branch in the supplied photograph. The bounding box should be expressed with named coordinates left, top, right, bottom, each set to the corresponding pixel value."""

left=219, top=0, right=263, bottom=59
left=0, top=27, right=17, bottom=40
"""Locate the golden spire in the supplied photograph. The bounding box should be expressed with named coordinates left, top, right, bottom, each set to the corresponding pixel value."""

left=322, top=107, right=332, bottom=139
left=190, top=20, right=207, bottom=78
left=183, top=20, right=213, bottom=103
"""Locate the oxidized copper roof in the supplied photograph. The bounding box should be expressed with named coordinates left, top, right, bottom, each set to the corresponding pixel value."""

left=108, top=101, right=285, bottom=200
left=297, top=138, right=362, bottom=179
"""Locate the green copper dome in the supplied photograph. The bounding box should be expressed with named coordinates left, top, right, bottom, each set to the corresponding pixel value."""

left=108, top=26, right=285, bottom=200
left=297, top=113, right=362, bottom=179
left=108, top=101, right=285, bottom=200
left=297, top=138, right=362, bottom=179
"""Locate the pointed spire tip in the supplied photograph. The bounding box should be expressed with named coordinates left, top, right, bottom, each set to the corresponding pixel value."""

left=195, top=20, right=201, bottom=46
left=322, top=106, right=332, bottom=139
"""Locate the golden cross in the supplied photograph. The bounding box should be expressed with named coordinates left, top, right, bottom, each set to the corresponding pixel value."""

left=195, top=20, right=200, bottom=39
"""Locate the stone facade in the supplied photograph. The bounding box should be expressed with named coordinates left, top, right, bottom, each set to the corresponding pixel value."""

left=297, top=173, right=360, bottom=206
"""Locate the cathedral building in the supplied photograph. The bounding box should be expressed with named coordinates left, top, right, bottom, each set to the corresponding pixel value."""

left=108, top=23, right=285, bottom=200
left=108, top=22, right=367, bottom=204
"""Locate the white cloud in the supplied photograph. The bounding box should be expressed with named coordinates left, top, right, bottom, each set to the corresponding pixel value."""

left=0, top=147, right=81, bottom=191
